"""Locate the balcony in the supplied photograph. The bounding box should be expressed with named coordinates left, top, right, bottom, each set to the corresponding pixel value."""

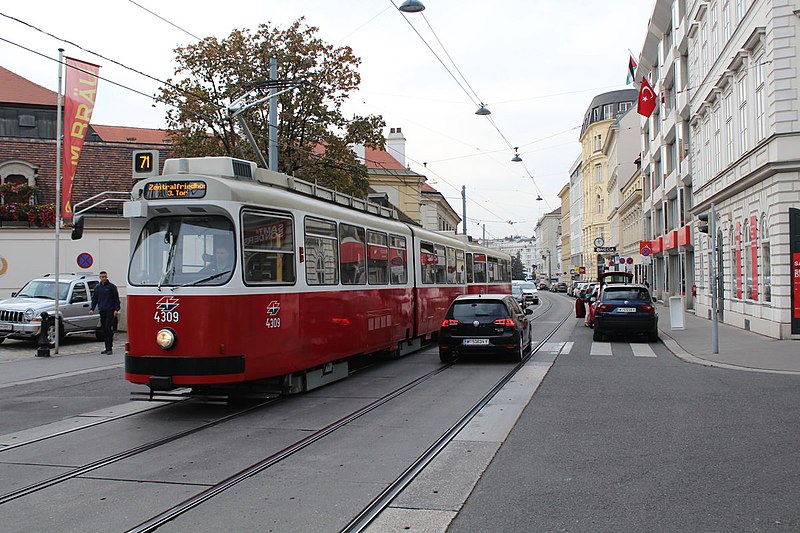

left=677, top=86, right=690, bottom=119
left=680, top=156, right=692, bottom=186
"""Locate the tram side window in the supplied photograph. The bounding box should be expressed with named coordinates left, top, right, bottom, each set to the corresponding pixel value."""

left=434, top=244, right=447, bottom=283
left=367, top=230, right=389, bottom=285
left=242, top=211, right=296, bottom=284
left=502, top=259, right=511, bottom=282
left=466, top=253, right=474, bottom=283
left=488, top=257, right=498, bottom=282
left=420, top=241, right=437, bottom=284
left=389, top=235, right=408, bottom=285
left=304, top=217, right=339, bottom=285
left=455, top=249, right=465, bottom=284
left=473, top=254, right=486, bottom=283
left=446, top=247, right=456, bottom=284
left=340, top=223, right=366, bottom=285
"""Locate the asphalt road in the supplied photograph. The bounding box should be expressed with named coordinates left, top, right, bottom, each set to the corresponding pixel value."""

left=450, top=310, right=800, bottom=532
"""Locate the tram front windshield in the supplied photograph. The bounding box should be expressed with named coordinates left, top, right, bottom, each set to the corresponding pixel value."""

left=129, top=216, right=235, bottom=287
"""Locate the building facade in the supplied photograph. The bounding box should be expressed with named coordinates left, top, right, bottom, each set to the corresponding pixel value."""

left=639, top=0, right=800, bottom=338
left=558, top=182, right=572, bottom=279
left=534, top=207, right=561, bottom=282
left=579, top=90, right=637, bottom=281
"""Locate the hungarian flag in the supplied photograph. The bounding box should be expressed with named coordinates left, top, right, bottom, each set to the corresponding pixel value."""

left=637, top=75, right=657, bottom=118
left=626, top=55, right=637, bottom=85
left=62, top=57, right=100, bottom=220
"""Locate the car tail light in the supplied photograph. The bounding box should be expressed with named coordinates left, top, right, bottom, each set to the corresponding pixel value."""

left=493, top=318, right=516, bottom=327
left=441, top=319, right=459, bottom=327
left=641, top=304, right=655, bottom=313
left=596, top=303, right=612, bottom=312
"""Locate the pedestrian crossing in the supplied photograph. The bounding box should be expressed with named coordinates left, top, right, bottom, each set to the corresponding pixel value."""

left=538, top=341, right=658, bottom=358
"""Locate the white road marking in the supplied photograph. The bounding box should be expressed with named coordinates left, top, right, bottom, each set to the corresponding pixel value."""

left=590, top=342, right=613, bottom=356
left=540, top=342, right=565, bottom=353
left=631, top=343, right=657, bottom=357
left=560, top=342, right=574, bottom=354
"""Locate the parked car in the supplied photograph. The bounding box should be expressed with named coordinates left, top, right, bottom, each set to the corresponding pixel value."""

left=592, top=284, right=659, bottom=342
left=553, top=281, right=568, bottom=293
left=439, top=294, right=533, bottom=363
left=0, top=273, right=105, bottom=346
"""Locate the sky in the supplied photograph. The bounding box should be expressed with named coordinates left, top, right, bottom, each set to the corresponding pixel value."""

left=1, top=0, right=656, bottom=240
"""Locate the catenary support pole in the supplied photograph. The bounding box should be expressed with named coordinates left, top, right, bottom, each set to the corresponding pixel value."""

left=710, top=202, right=719, bottom=353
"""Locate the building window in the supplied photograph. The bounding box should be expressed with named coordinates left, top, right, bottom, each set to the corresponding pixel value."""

left=712, top=105, right=721, bottom=173
left=743, top=219, right=752, bottom=299
left=603, top=104, right=614, bottom=120
left=722, top=0, right=731, bottom=41
left=594, top=134, right=602, bottom=151
left=736, top=0, right=746, bottom=23
left=710, top=2, right=719, bottom=59
left=761, top=215, right=771, bottom=302
left=723, top=90, right=734, bottom=164
left=703, top=114, right=712, bottom=182
left=754, top=55, right=766, bottom=141
left=737, top=72, right=748, bottom=155
left=700, top=21, right=708, bottom=76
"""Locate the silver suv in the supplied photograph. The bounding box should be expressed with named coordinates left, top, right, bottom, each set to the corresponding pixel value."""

left=0, top=273, right=103, bottom=346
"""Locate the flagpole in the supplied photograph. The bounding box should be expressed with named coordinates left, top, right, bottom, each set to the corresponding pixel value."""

left=54, top=48, right=64, bottom=354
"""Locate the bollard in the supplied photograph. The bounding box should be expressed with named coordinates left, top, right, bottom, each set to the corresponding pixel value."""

left=36, top=312, right=51, bottom=357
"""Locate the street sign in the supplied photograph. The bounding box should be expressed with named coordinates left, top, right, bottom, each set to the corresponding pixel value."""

left=594, top=246, right=617, bottom=253
left=133, top=150, right=159, bottom=179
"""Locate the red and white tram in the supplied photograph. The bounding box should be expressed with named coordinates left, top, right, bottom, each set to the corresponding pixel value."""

left=122, top=157, right=510, bottom=393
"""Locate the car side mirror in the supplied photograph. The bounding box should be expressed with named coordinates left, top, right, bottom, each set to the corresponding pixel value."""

left=652, top=296, right=658, bottom=303
left=11, top=291, right=17, bottom=297
left=525, top=308, right=533, bottom=315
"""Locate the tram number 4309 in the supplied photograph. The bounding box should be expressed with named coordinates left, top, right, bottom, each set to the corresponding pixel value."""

left=154, top=310, right=180, bottom=323
left=266, top=317, right=281, bottom=328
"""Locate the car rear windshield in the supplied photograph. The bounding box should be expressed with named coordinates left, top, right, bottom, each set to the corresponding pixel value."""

left=602, top=288, right=651, bottom=301
left=451, top=301, right=509, bottom=321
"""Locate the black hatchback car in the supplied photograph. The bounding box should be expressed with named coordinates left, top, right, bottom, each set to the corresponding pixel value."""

left=438, top=294, right=533, bottom=363
left=592, top=284, right=659, bottom=342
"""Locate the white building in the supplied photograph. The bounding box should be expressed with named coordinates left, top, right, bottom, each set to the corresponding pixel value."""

left=638, top=0, right=800, bottom=339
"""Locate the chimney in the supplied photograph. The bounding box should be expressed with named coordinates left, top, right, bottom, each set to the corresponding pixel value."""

left=386, top=127, right=406, bottom=167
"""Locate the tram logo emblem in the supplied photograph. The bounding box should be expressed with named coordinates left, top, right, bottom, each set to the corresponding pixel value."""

left=266, top=300, right=281, bottom=316
left=155, top=296, right=180, bottom=312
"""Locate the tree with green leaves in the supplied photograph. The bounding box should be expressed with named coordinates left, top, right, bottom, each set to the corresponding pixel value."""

left=157, top=18, right=385, bottom=197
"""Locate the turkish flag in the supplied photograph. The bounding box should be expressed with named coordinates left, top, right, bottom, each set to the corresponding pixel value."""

left=637, top=76, right=657, bottom=118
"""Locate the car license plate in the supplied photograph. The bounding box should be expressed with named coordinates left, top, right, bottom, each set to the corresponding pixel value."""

left=617, top=307, right=636, bottom=313
left=463, top=338, right=490, bottom=346
left=0, top=323, right=12, bottom=331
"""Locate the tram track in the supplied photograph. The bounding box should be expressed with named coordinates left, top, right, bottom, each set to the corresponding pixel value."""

left=0, top=293, right=566, bottom=530
left=125, top=294, right=569, bottom=532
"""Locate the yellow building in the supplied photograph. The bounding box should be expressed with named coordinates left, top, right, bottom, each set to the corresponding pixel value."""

left=578, top=90, right=637, bottom=280
left=558, top=182, right=571, bottom=278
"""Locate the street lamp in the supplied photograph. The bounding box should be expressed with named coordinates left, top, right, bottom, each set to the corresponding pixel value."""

left=398, top=0, right=425, bottom=12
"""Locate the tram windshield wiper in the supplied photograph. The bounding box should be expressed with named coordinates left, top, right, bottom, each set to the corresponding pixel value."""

left=171, top=270, right=231, bottom=290
left=158, top=234, right=178, bottom=292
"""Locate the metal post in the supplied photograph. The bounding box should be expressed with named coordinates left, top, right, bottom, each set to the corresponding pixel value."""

left=268, top=57, right=278, bottom=171
left=36, top=312, right=51, bottom=357
left=461, top=185, right=467, bottom=235
left=54, top=48, right=64, bottom=354
left=710, top=202, right=719, bottom=353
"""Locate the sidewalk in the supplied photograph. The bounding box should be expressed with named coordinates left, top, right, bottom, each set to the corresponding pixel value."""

left=658, top=310, right=800, bottom=374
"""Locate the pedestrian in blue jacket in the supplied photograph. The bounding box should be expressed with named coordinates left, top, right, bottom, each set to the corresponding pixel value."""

left=90, top=271, right=121, bottom=354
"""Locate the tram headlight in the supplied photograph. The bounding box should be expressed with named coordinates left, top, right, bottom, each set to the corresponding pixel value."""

left=156, top=328, right=177, bottom=350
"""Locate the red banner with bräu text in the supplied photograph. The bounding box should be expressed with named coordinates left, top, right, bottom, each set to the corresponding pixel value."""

left=62, top=57, right=100, bottom=220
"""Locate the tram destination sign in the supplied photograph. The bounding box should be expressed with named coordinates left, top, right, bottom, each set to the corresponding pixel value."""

left=144, top=181, right=207, bottom=200
left=594, top=246, right=617, bottom=253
